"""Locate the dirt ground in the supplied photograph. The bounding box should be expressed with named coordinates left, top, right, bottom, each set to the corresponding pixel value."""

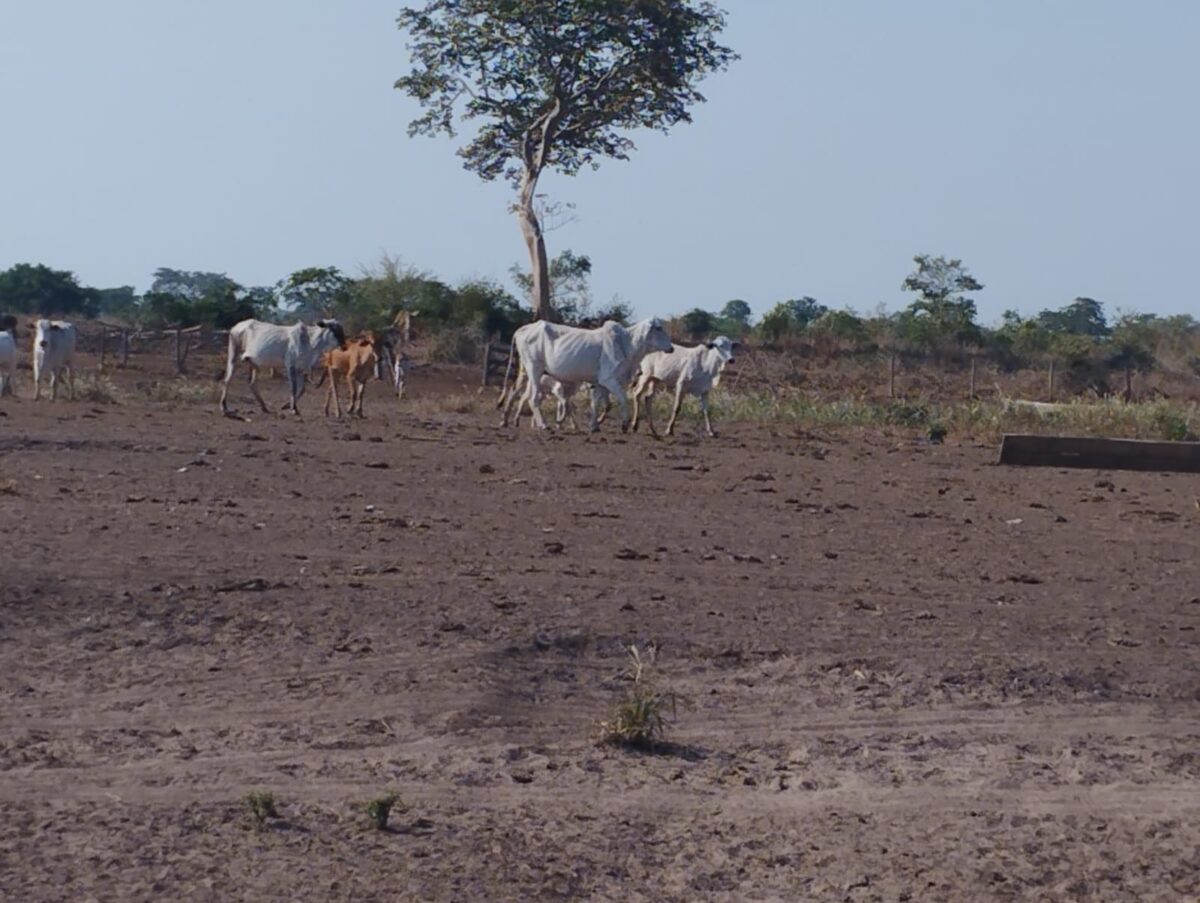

left=1, top=364, right=1198, bottom=902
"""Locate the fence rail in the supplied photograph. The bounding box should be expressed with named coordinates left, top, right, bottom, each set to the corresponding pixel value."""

left=481, top=341, right=511, bottom=387
left=95, top=325, right=229, bottom=374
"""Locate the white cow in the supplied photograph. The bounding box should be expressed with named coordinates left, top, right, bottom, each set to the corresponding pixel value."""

left=502, top=318, right=673, bottom=431
left=0, top=327, right=16, bottom=397
left=630, top=336, right=737, bottom=437
left=219, top=318, right=346, bottom=416
left=32, top=319, right=77, bottom=401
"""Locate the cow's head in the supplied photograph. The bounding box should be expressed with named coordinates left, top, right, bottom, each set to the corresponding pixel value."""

left=644, top=318, right=673, bottom=354
left=704, top=335, right=737, bottom=366
left=34, top=319, right=59, bottom=349
left=0, top=314, right=17, bottom=337
left=317, top=319, right=347, bottom=349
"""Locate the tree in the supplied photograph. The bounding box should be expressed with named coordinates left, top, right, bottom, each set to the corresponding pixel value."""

left=395, top=1, right=736, bottom=320
left=0, top=263, right=96, bottom=316
left=717, top=299, right=751, bottom=335
left=810, top=309, right=868, bottom=347
left=1106, top=312, right=1156, bottom=396
left=900, top=254, right=983, bottom=351
left=94, top=286, right=140, bottom=322
left=784, top=296, right=828, bottom=330
left=757, top=302, right=795, bottom=345
left=510, top=249, right=592, bottom=323
left=1036, top=297, right=1109, bottom=337
left=276, top=267, right=352, bottom=320
left=150, top=268, right=238, bottom=301
left=680, top=307, right=715, bottom=341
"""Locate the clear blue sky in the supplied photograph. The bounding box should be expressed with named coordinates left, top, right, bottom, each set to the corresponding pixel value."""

left=2, top=1, right=1197, bottom=324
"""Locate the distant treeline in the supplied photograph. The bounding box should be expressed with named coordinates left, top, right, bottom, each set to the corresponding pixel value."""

left=3, top=253, right=1198, bottom=390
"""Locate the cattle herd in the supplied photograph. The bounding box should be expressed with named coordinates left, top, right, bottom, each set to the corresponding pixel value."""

left=0, top=315, right=739, bottom=434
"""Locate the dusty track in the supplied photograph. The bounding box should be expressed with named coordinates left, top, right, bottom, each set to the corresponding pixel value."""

left=1, top=376, right=1198, bottom=901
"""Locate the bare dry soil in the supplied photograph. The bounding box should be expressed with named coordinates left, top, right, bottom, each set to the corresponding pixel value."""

left=1, top=373, right=1198, bottom=901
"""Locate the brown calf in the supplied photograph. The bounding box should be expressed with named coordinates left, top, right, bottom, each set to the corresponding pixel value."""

left=319, top=332, right=380, bottom=418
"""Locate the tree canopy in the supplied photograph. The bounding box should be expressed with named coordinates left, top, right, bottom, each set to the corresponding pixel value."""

left=395, top=0, right=736, bottom=319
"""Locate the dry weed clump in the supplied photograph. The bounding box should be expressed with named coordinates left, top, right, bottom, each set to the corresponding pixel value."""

left=597, top=645, right=684, bottom=751
left=364, top=792, right=404, bottom=830
left=403, top=392, right=488, bottom=417
left=138, top=379, right=219, bottom=405
left=71, top=373, right=123, bottom=404
left=243, top=790, right=279, bottom=828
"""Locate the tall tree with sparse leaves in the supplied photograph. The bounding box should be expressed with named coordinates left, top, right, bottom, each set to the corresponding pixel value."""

left=395, top=1, right=736, bottom=320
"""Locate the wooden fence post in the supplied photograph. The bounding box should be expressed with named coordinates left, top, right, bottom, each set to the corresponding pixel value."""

left=99, top=329, right=107, bottom=369
left=120, top=330, right=130, bottom=367
left=969, top=356, right=977, bottom=399
left=1047, top=359, right=1055, bottom=401
left=888, top=352, right=897, bottom=399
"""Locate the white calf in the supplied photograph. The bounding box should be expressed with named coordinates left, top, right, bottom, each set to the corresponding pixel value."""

left=0, top=328, right=16, bottom=397
left=631, top=336, right=737, bottom=437
left=502, top=318, right=673, bottom=431
left=219, top=318, right=346, bottom=415
left=32, top=319, right=77, bottom=401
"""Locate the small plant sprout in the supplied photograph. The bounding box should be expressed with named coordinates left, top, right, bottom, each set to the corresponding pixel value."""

left=597, top=645, right=684, bottom=751
left=365, top=792, right=402, bottom=831
left=243, top=791, right=279, bottom=827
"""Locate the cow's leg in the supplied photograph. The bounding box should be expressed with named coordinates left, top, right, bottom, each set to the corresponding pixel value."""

left=339, top=372, right=352, bottom=417
left=324, top=369, right=339, bottom=417
left=595, top=386, right=612, bottom=425
left=247, top=365, right=270, bottom=413
left=700, top=390, right=717, bottom=437
left=643, top=381, right=662, bottom=437
left=500, top=370, right=526, bottom=427
left=49, top=369, right=58, bottom=401
left=643, top=389, right=660, bottom=437
left=562, top=385, right=582, bottom=432
left=629, top=373, right=651, bottom=432
left=65, top=364, right=75, bottom=401
left=595, top=375, right=628, bottom=432
left=525, top=365, right=549, bottom=430
left=32, top=359, right=42, bottom=401
left=286, top=367, right=305, bottom=416
left=665, top=382, right=686, bottom=437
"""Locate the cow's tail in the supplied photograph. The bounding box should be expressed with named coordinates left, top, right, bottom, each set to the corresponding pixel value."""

left=496, top=336, right=517, bottom=409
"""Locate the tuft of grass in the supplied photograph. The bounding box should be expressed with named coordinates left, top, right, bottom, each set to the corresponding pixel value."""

left=71, top=373, right=122, bottom=404
left=403, top=391, right=488, bottom=417
left=596, top=645, right=684, bottom=752
left=243, top=790, right=279, bottom=828
left=138, top=378, right=219, bottom=405
left=365, top=792, right=403, bottom=830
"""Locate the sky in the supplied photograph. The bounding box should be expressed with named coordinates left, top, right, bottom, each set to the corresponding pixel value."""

left=2, top=1, right=1197, bottom=324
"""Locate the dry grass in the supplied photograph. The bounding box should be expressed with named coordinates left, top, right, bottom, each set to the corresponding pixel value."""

left=709, top=391, right=1200, bottom=442
left=71, top=373, right=123, bottom=404
left=364, top=792, right=403, bottom=831
left=402, top=391, right=490, bottom=417
left=136, top=378, right=219, bottom=406
left=243, top=791, right=279, bottom=828
left=596, top=646, right=684, bottom=752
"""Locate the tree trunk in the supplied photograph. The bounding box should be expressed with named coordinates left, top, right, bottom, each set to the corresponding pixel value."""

left=517, top=168, right=552, bottom=321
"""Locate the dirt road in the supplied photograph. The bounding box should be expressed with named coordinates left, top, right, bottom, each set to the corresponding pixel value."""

left=2, top=384, right=1198, bottom=900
